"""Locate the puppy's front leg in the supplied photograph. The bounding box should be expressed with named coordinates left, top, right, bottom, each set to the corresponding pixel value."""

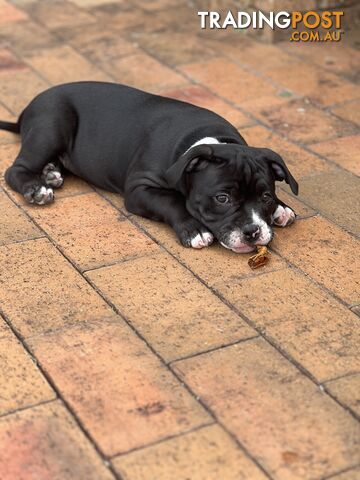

left=125, top=186, right=214, bottom=249
left=272, top=197, right=296, bottom=227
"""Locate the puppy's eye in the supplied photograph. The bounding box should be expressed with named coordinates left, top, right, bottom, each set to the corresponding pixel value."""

left=215, top=194, right=230, bottom=204
left=262, top=192, right=273, bottom=203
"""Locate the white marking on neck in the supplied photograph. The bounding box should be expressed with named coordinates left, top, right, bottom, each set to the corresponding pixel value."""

left=185, top=137, right=227, bottom=154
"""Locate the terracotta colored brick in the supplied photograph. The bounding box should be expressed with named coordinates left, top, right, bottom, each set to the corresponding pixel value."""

left=0, top=143, right=20, bottom=179
left=0, top=320, right=54, bottom=415
left=28, top=320, right=211, bottom=455
left=131, top=0, right=179, bottom=11
left=90, top=5, right=143, bottom=32
left=0, top=104, right=17, bottom=144
left=173, top=338, right=360, bottom=480
left=24, top=45, right=110, bottom=85
left=280, top=42, right=360, bottom=83
left=86, top=253, right=256, bottom=361
left=222, top=39, right=297, bottom=74
left=0, top=238, right=113, bottom=337
left=329, top=467, right=360, bottom=480
left=298, top=171, right=360, bottom=236
left=113, top=424, right=267, bottom=480
left=61, top=22, right=137, bottom=67
left=0, top=190, right=41, bottom=245
left=25, top=193, right=159, bottom=270
left=0, top=20, right=59, bottom=55
left=138, top=31, right=215, bottom=66
left=326, top=374, right=360, bottom=417
left=241, top=125, right=330, bottom=179
left=0, top=401, right=115, bottom=480
left=240, top=91, right=298, bottom=120
left=70, top=0, right=122, bottom=6
left=179, top=58, right=277, bottom=107
left=0, top=48, right=27, bottom=74
left=162, top=85, right=253, bottom=129
left=252, top=98, right=357, bottom=145
left=276, top=188, right=316, bottom=219
left=132, top=216, right=287, bottom=286
left=0, top=0, right=27, bottom=25
left=215, top=268, right=360, bottom=382
left=309, top=135, right=360, bottom=176
left=272, top=216, right=359, bottom=305
left=105, top=53, right=186, bottom=92
left=331, top=100, right=360, bottom=127
left=0, top=70, right=48, bottom=114
left=95, top=187, right=126, bottom=211
left=54, top=174, right=93, bottom=198
left=265, top=63, right=360, bottom=107
left=28, top=0, right=96, bottom=30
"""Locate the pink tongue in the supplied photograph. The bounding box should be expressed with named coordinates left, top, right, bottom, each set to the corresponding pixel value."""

left=233, top=245, right=256, bottom=253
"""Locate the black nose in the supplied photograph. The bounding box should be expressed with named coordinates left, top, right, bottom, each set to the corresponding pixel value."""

left=243, top=223, right=261, bottom=242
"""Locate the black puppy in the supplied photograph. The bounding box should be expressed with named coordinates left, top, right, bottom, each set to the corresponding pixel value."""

left=2, top=82, right=298, bottom=253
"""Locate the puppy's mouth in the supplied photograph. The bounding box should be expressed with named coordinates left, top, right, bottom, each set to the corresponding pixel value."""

left=218, top=224, right=273, bottom=254
left=220, top=242, right=256, bottom=253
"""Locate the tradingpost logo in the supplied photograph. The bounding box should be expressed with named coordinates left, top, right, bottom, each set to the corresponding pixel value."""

left=198, top=10, right=344, bottom=42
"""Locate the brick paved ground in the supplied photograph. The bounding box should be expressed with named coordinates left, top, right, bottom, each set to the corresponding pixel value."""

left=0, top=1, right=359, bottom=479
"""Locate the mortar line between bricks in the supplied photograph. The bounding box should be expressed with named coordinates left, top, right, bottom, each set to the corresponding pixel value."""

left=321, top=463, right=360, bottom=480
left=0, top=234, right=45, bottom=248
left=323, top=371, right=360, bottom=385
left=0, top=397, right=57, bottom=420
left=123, top=213, right=360, bottom=424
left=110, top=421, right=216, bottom=459
left=166, top=334, right=260, bottom=365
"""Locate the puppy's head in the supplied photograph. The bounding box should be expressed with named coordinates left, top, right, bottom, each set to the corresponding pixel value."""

left=166, top=144, right=298, bottom=252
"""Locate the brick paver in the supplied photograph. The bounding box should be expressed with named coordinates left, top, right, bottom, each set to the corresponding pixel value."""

left=0, top=318, right=54, bottom=415
left=113, top=424, right=267, bottom=480
left=173, top=338, right=360, bottom=480
left=0, top=238, right=113, bottom=337
left=0, top=1, right=359, bottom=478
left=214, top=268, right=360, bottom=382
left=86, top=253, right=256, bottom=362
left=28, top=320, right=211, bottom=456
left=309, top=135, right=360, bottom=176
left=0, top=401, right=116, bottom=480
left=272, top=216, right=359, bottom=305
left=25, top=193, right=160, bottom=270
left=0, top=190, right=41, bottom=245
left=325, top=374, right=360, bottom=417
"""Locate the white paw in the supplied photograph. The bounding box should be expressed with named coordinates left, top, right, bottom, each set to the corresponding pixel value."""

left=272, top=205, right=296, bottom=227
left=24, top=185, right=54, bottom=205
left=42, top=163, right=63, bottom=188
left=190, top=232, right=214, bottom=249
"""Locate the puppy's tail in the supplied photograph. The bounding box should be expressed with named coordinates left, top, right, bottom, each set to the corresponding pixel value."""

left=0, top=120, right=20, bottom=134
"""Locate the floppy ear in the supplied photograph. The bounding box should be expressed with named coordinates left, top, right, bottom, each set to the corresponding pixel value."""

left=165, top=145, right=214, bottom=193
left=260, top=148, right=299, bottom=195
